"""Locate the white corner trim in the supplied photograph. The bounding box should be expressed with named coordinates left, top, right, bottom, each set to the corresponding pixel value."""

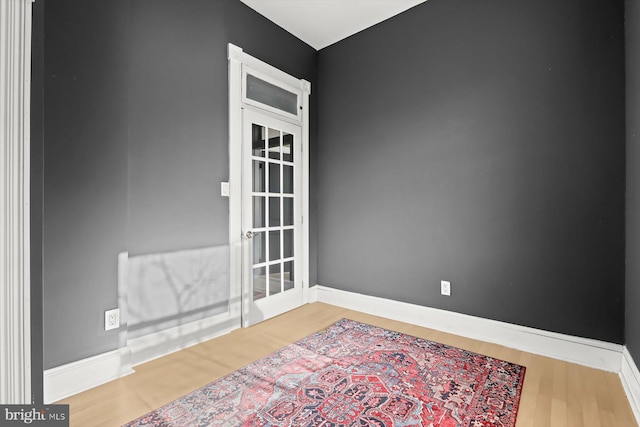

left=301, top=79, right=311, bottom=95
left=621, top=348, right=640, bottom=423
left=43, top=348, right=134, bottom=404
left=228, top=43, right=243, bottom=61
left=313, top=285, right=624, bottom=373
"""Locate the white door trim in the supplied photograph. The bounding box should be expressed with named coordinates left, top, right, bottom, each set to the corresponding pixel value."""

left=0, top=0, right=33, bottom=404
left=228, top=44, right=311, bottom=326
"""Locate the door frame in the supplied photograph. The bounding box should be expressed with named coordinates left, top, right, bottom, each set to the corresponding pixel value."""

left=228, top=44, right=311, bottom=327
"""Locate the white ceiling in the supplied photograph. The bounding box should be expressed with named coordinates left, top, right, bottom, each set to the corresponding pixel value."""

left=238, top=0, right=428, bottom=50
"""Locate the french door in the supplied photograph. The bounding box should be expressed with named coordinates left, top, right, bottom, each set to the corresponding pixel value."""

left=241, top=108, right=303, bottom=326
left=229, top=44, right=310, bottom=328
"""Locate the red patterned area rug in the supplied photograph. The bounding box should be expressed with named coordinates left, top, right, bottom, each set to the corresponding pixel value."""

left=123, top=319, right=525, bottom=427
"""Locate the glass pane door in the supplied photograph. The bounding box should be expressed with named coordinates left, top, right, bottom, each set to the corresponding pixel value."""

left=242, top=108, right=302, bottom=326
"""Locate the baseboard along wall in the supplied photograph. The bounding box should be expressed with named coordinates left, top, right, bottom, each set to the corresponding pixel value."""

left=127, top=313, right=239, bottom=367
left=621, top=347, right=640, bottom=423
left=43, top=348, right=134, bottom=404
left=310, top=285, right=640, bottom=424
left=43, top=313, right=238, bottom=404
left=310, top=286, right=623, bottom=371
left=43, top=284, right=640, bottom=425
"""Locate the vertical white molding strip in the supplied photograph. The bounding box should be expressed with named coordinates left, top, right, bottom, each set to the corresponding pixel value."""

left=228, top=44, right=244, bottom=326
left=0, top=0, right=33, bottom=404
left=301, top=80, right=311, bottom=304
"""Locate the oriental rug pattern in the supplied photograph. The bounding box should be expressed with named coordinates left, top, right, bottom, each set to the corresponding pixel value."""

left=123, top=319, right=525, bottom=427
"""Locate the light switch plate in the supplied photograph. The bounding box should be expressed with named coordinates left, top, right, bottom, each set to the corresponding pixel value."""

left=221, top=182, right=230, bottom=197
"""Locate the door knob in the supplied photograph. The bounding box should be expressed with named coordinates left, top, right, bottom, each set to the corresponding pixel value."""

left=245, top=231, right=254, bottom=239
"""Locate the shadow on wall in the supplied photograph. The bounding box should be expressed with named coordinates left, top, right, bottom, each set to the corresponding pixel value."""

left=122, top=245, right=230, bottom=339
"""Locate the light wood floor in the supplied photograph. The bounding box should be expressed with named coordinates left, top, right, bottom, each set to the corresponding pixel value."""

left=59, top=302, right=638, bottom=427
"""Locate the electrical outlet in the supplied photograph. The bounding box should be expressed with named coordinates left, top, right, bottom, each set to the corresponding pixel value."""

left=441, top=280, right=451, bottom=296
left=105, top=308, right=120, bottom=331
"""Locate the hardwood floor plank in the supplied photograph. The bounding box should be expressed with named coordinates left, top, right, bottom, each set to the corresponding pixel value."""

left=566, top=363, right=586, bottom=427
left=605, top=371, right=637, bottom=426
left=58, top=302, right=638, bottom=427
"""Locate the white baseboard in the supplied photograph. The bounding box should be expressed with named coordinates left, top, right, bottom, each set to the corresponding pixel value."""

left=43, top=347, right=133, bottom=404
left=621, top=347, right=640, bottom=422
left=127, top=312, right=240, bottom=366
left=43, top=313, right=240, bottom=403
left=313, top=285, right=623, bottom=373
left=41, top=283, right=640, bottom=427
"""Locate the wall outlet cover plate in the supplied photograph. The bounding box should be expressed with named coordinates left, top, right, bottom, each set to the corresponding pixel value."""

left=441, top=280, right=451, bottom=296
left=105, top=308, right=120, bottom=331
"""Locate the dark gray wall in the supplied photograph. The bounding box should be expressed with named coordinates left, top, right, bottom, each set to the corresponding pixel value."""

left=42, top=0, right=130, bottom=369
left=33, top=0, right=629, bottom=375
left=30, top=0, right=45, bottom=404
left=627, top=0, right=640, bottom=360
left=317, top=0, right=626, bottom=343
left=128, top=0, right=318, bottom=256
left=128, top=0, right=228, bottom=255
left=37, top=0, right=317, bottom=369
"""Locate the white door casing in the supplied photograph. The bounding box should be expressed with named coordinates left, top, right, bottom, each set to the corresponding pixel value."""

left=228, top=44, right=311, bottom=327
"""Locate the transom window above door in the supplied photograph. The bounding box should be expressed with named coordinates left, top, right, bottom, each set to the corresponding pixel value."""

left=242, top=67, right=303, bottom=121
